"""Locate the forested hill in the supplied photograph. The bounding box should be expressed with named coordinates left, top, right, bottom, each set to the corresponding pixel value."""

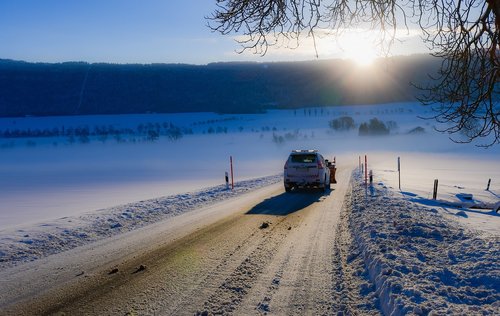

left=0, top=55, right=440, bottom=117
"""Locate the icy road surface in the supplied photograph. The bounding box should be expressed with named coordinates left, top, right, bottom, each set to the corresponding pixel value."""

left=0, top=166, right=380, bottom=315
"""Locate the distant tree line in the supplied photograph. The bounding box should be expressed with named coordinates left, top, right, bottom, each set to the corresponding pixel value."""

left=0, top=122, right=192, bottom=142
left=329, top=116, right=356, bottom=131
left=328, top=116, right=405, bottom=136
left=0, top=56, right=441, bottom=117
left=359, top=118, right=391, bottom=136
left=193, top=117, right=238, bottom=125
left=272, top=130, right=300, bottom=144
left=206, top=126, right=228, bottom=134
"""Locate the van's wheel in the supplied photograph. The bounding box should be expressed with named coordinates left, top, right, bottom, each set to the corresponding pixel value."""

left=285, top=186, right=292, bottom=192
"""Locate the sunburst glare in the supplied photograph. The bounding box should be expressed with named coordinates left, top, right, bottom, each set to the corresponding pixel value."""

left=338, top=31, right=380, bottom=66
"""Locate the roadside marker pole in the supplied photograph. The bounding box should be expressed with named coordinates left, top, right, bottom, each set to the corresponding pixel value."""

left=433, top=179, right=439, bottom=200
left=359, top=156, right=361, bottom=171
left=230, top=156, right=234, bottom=190
left=487, top=178, right=491, bottom=191
left=398, top=157, right=401, bottom=190
left=365, top=155, right=368, bottom=186
left=225, top=172, right=229, bottom=190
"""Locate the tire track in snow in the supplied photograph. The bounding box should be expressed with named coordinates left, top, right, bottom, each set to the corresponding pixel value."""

left=233, top=168, right=366, bottom=316
left=164, top=220, right=271, bottom=315
left=162, top=189, right=323, bottom=315
left=194, top=212, right=297, bottom=315
left=279, top=170, right=351, bottom=315
left=286, top=204, right=336, bottom=315
left=1, top=184, right=287, bottom=316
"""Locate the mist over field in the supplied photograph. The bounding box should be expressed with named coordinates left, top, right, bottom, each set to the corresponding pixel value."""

left=1, top=102, right=498, bottom=229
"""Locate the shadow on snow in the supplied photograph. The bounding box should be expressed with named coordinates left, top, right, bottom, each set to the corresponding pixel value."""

left=407, top=195, right=500, bottom=217
left=246, top=190, right=327, bottom=216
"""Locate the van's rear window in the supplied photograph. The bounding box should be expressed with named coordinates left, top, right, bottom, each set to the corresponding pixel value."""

left=290, top=154, right=317, bottom=163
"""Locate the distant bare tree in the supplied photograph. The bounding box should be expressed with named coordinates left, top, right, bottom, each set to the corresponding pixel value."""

left=209, top=0, right=499, bottom=146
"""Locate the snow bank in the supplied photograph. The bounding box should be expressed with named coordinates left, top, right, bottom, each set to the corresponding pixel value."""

left=0, top=174, right=282, bottom=269
left=348, top=172, right=500, bottom=315
left=367, top=152, right=500, bottom=236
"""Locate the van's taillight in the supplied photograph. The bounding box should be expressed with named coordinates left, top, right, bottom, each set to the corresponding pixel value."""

left=317, top=161, right=324, bottom=169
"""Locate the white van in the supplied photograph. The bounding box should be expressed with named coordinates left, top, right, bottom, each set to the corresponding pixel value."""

left=284, top=150, right=331, bottom=192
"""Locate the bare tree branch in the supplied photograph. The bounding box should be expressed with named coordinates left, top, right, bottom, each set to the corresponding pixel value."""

left=208, top=0, right=500, bottom=146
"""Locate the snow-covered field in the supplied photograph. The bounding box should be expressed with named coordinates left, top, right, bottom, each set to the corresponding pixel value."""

left=348, top=172, right=499, bottom=315
left=1, top=102, right=497, bottom=231
left=368, top=152, right=500, bottom=236
left=0, top=102, right=498, bottom=313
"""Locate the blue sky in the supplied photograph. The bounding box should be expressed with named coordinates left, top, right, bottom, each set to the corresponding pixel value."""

left=0, top=0, right=428, bottom=64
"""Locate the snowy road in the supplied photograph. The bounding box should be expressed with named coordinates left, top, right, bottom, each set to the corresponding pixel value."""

left=0, top=167, right=379, bottom=315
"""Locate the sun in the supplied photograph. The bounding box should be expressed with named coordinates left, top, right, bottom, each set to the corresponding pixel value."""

left=347, top=48, right=377, bottom=66
left=338, top=31, right=379, bottom=66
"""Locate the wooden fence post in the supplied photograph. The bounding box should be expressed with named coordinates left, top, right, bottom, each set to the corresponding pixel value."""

left=433, top=179, right=439, bottom=200
left=398, top=157, right=401, bottom=190
left=230, top=156, right=234, bottom=190
left=487, top=179, right=491, bottom=191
